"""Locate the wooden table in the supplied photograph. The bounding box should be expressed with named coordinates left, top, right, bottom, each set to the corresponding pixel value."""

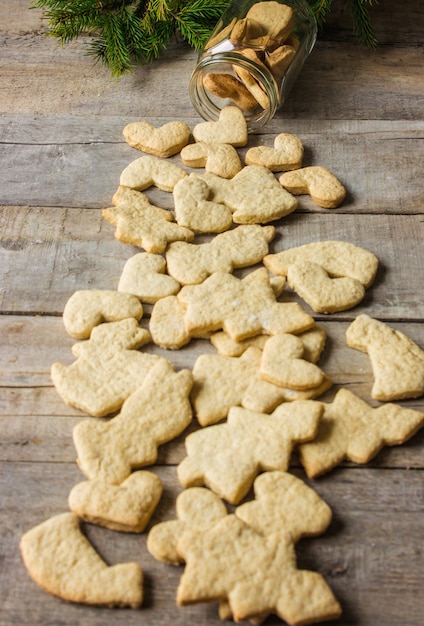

left=1, top=1, right=423, bottom=624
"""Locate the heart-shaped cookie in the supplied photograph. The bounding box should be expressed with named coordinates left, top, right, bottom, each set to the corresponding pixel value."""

left=173, top=174, right=233, bottom=233
left=120, top=155, right=187, bottom=191
left=123, top=120, right=191, bottom=157
left=245, top=132, right=304, bottom=171
left=180, top=141, right=242, bottom=178
left=287, top=260, right=366, bottom=313
left=192, top=106, right=248, bottom=147
left=118, top=252, right=180, bottom=303
left=280, top=165, right=346, bottom=208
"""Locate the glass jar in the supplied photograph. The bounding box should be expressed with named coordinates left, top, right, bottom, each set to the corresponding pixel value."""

left=189, top=0, right=317, bottom=130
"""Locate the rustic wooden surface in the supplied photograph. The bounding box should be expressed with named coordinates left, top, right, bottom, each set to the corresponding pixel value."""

left=1, top=1, right=423, bottom=625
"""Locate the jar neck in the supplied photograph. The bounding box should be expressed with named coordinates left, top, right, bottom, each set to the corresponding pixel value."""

left=190, top=51, right=280, bottom=131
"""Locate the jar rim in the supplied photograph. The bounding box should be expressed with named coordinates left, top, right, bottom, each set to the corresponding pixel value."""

left=189, top=51, right=280, bottom=131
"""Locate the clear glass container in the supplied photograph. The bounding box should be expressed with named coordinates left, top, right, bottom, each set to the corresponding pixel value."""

left=189, top=0, right=317, bottom=130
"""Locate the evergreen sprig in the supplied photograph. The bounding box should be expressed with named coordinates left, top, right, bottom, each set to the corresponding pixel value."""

left=32, top=0, right=380, bottom=77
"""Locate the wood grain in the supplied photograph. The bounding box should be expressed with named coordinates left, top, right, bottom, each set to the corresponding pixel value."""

left=1, top=0, right=423, bottom=624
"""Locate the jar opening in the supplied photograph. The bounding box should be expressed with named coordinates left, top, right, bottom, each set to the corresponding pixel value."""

left=190, top=52, right=279, bottom=131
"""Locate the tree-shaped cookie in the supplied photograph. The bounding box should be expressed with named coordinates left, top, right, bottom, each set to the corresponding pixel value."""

left=51, top=318, right=163, bottom=417
left=20, top=513, right=143, bottom=607
left=180, top=267, right=314, bottom=342
left=298, top=388, right=424, bottom=478
left=177, top=401, right=323, bottom=504
left=177, top=516, right=341, bottom=624
left=165, top=224, right=275, bottom=285
left=103, top=186, right=194, bottom=253
left=74, top=359, right=193, bottom=485
left=346, top=314, right=424, bottom=400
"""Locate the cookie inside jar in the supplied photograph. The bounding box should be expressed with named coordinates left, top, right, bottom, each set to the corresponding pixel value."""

left=189, top=0, right=317, bottom=130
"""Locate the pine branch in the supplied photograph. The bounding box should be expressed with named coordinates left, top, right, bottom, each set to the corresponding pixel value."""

left=350, top=0, right=378, bottom=48
left=32, top=0, right=380, bottom=78
left=308, top=0, right=334, bottom=28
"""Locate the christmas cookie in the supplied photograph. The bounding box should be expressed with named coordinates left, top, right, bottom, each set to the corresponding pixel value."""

left=147, top=487, right=227, bottom=565
left=176, top=515, right=341, bottom=624
left=191, top=346, right=331, bottom=426
left=245, top=132, right=304, bottom=171
left=123, top=120, right=191, bottom=157
left=197, top=165, right=298, bottom=224
left=180, top=141, right=242, bottom=178
left=173, top=174, right=233, bottom=233
left=20, top=513, right=143, bottom=607
left=148, top=471, right=332, bottom=570
left=346, top=314, right=424, bottom=400
left=165, top=224, right=275, bottom=285
left=287, top=260, right=366, bottom=313
left=118, top=253, right=180, bottom=304
left=233, top=48, right=270, bottom=110
left=192, top=105, right=248, bottom=147
left=246, top=1, right=295, bottom=46
left=68, top=471, right=163, bottom=533
left=51, top=318, right=161, bottom=417
left=63, top=289, right=143, bottom=339
left=177, top=400, right=323, bottom=504
left=264, top=240, right=379, bottom=288
left=150, top=268, right=314, bottom=349
left=103, top=186, right=194, bottom=253
left=210, top=323, right=326, bottom=360
left=259, top=333, right=326, bottom=390
left=298, top=388, right=424, bottom=477
left=73, top=360, right=193, bottom=484
left=279, top=165, right=346, bottom=208
left=202, top=72, right=258, bottom=112
left=264, top=44, right=296, bottom=81
left=119, top=155, right=187, bottom=192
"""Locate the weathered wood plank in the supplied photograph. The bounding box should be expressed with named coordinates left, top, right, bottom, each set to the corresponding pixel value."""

left=1, top=33, right=423, bottom=121
left=3, top=314, right=424, bottom=386
left=320, top=0, right=424, bottom=45
left=1, top=114, right=422, bottom=145
left=1, top=125, right=423, bottom=211
left=1, top=462, right=423, bottom=626
left=1, top=210, right=424, bottom=318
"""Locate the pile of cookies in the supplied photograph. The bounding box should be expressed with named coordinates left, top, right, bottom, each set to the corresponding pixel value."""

left=202, top=1, right=306, bottom=113
left=20, top=108, right=424, bottom=624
